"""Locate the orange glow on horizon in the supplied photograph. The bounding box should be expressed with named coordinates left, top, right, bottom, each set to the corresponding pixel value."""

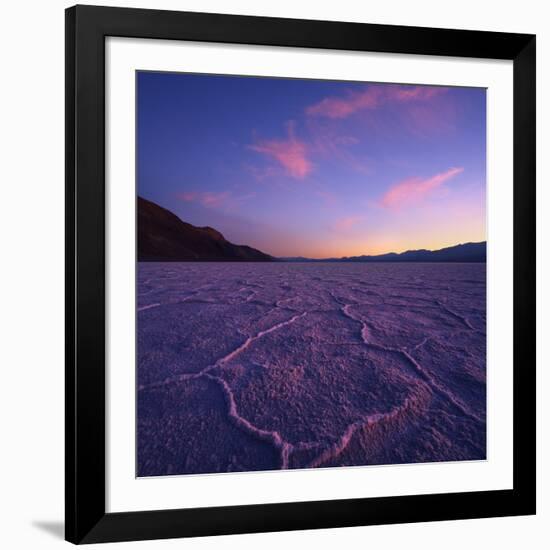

left=274, top=229, right=487, bottom=259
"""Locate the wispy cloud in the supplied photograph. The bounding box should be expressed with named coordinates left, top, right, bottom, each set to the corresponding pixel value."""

left=386, top=86, right=444, bottom=102
left=307, top=87, right=382, bottom=119
left=177, top=191, right=230, bottom=208
left=380, top=167, right=464, bottom=209
left=177, top=190, right=255, bottom=209
left=306, top=84, right=447, bottom=119
left=315, top=189, right=338, bottom=206
left=332, top=215, right=363, bottom=232
left=249, top=121, right=313, bottom=179
left=243, top=163, right=279, bottom=182
left=404, top=103, right=456, bottom=136
left=307, top=119, right=369, bottom=172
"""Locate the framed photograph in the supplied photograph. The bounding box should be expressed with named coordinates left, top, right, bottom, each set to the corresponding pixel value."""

left=65, top=5, right=536, bottom=544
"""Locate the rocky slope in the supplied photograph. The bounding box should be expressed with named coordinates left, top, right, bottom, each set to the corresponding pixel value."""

left=138, top=196, right=273, bottom=262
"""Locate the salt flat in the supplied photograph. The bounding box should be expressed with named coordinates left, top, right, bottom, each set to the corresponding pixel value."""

left=137, top=262, right=486, bottom=476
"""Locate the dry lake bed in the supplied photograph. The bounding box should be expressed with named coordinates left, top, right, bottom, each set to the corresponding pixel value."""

left=137, top=262, right=486, bottom=477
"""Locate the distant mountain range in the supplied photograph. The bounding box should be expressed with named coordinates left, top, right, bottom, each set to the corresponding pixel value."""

left=138, top=196, right=273, bottom=261
left=281, top=241, right=486, bottom=263
left=138, top=196, right=486, bottom=263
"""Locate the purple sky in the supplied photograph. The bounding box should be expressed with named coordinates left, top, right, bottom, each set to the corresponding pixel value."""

left=137, top=72, right=486, bottom=258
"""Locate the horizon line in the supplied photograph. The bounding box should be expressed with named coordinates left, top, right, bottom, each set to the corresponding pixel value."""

left=272, top=240, right=486, bottom=260
left=138, top=195, right=485, bottom=262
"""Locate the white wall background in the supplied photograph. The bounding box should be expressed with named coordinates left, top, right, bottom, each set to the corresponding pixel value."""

left=0, top=0, right=547, bottom=548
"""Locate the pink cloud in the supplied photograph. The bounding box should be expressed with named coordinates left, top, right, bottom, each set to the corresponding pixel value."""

left=307, top=87, right=382, bottom=119
left=177, top=191, right=230, bottom=208
left=243, top=163, right=279, bottom=182
left=405, top=102, right=456, bottom=136
left=386, top=86, right=445, bottom=102
left=249, top=122, right=313, bottom=179
left=332, top=215, right=363, bottom=231
left=177, top=190, right=256, bottom=210
left=315, top=190, right=338, bottom=206
left=381, top=167, right=464, bottom=209
left=306, top=84, right=447, bottom=119
left=306, top=119, right=370, bottom=174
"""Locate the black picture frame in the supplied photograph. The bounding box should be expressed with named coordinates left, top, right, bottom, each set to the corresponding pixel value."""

left=65, top=4, right=536, bottom=544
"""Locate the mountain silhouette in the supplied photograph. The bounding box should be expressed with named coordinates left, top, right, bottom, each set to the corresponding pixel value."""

left=138, top=196, right=273, bottom=262
left=281, top=242, right=486, bottom=263
left=138, top=196, right=485, bottom=263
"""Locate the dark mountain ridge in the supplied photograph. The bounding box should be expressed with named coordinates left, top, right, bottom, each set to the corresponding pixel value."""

left=281, top=241, right=486, bottom=263
left=138, top=196, right=485, bottom=263
left=138, top=196, right=273, bottom=262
